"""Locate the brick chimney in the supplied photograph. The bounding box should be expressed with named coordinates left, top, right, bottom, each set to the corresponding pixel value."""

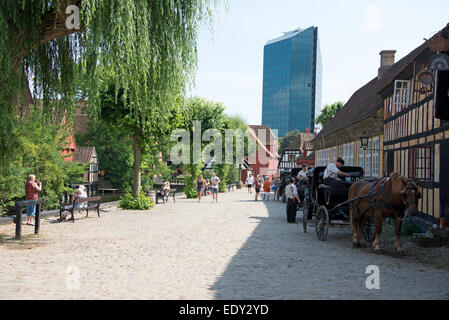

left=378, top=50, right=396, bottom=79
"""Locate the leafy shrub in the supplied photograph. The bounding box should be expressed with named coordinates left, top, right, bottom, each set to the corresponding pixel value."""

left=0, top=110, right=89, bottom=214
left=183, top=176, right=197, bottom=199
left=401, top=222, right=422, bottom=237
left=119, top=192, right=154, bottom=210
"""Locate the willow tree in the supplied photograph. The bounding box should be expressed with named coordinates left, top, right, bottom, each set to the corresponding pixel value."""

left=0, top=0, right=220, bottom=196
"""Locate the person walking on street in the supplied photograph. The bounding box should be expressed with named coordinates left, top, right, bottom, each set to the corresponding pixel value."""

left=25, top=174, right=42, bottom=226
left=262, top=177, right=271, bottom=201
left=210, top=172, right=221, bottom=203
left=271, top=178, right=280, bottom=201
left=197, top=175, right=205, bottom=202
left=245, top=174, right=254, bottom=194
left=285, top=177, right=301, bottom=224
left=253, top=174, right=261, bottom=201
left=204, top=179, right=210, bottom=196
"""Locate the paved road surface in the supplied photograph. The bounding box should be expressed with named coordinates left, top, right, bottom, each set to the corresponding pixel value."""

left=0, top=190, right=448, bottom=299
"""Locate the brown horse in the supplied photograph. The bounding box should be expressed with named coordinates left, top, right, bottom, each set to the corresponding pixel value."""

left=348, top=172, right=421, bottom=253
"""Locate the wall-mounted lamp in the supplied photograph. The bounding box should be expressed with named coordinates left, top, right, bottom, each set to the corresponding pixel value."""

left=360, top=134, right=369, bottom=151
left=360, top=134, right=382, bottom=152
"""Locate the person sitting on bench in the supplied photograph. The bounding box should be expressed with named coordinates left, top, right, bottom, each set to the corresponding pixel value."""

left=323, top=158, right=352, bottom=188
left=61, top=185, right=88, bottom=221
left=157, top=182, right=170, bottom=198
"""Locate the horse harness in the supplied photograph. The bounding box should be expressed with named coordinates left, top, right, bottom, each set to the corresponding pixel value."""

left=351, top=177, right=406, bottom=220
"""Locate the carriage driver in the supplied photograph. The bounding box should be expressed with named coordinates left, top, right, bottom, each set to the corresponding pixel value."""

left=323, top=157, right=352, bottom=186
left=297, top=165, right=308, bottom=181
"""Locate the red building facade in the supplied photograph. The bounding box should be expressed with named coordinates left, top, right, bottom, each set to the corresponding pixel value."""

left=241, top=125, right=279, bottom=182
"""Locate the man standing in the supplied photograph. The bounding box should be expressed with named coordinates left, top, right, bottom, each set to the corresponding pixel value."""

left=285, top=177, right=301, bottom=224
left=210, top=172, right=221, bottom=203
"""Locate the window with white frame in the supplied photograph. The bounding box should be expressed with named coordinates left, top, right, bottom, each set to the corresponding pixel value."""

left=317, top=150, right=330, bottom=167
left=365, top=140, right=372, bottom=176
left=372, top=138, right=380, bottom=177
left=318, top=148, right=331, bottom=166
left=345, top=143, right=354, bottom=166
left=317, top=150, right=322, bottom=166
left=358, top=142, right=364, bottom=169
left=394, top=80, right=410, bottom=112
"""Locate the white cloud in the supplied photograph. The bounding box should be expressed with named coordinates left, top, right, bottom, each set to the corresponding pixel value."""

left=365, top=5, right=381, bottom=30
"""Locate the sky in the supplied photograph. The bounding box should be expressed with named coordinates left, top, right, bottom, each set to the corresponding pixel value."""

left=190, top=0, right=449, bottom=126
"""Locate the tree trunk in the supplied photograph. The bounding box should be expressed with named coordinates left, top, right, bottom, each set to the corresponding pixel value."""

left=8, top=0, right=85, bottom=75
left=132, top=133, right=142, bottom=197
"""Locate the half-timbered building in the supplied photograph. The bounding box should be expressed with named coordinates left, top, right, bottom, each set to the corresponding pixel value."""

left=278, top=130, right=315, bottom=173
left=381, top=24, right=449, bottom=224
left=313, top=23, right=449, bottom=224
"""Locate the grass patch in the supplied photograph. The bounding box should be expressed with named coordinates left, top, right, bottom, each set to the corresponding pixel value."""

left=379, top=221, right=449, bottom=270
left=0, top=234, right=4, bottom=243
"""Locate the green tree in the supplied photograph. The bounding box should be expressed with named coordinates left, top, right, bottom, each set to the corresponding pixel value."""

left=315, top=101, right=345, bottom=127
left=0, top=110, right=86, bottom=214
left=173, top=97, right=227, bottom=197
left=75, top=118, right=134, bottom=192
left=278, top=130, right=300, bottom=154
left=0, top=0, right=221, bottom=196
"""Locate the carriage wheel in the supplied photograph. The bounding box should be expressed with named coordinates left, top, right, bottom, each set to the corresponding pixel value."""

left=315, top=206, right=329, bottom=241
left=362, top=216, right=375, bottom=243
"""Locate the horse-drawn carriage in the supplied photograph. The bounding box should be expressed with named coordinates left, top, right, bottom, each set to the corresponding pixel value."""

left=302, top=166, right=376, bottom=242
left=278, top=168, right=306, bottom=203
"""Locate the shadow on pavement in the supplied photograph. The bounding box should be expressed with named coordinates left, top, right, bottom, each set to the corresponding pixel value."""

left=209, top=199, right=312, bottom=299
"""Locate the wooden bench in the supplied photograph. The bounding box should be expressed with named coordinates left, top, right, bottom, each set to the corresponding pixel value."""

left=59, top=196, right=101, bottom=223
left=99, top=188, right=118, bottom=195
left=156, top=189, right=176, bottom=204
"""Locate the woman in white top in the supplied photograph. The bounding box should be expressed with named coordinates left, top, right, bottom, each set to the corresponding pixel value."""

left=245, top=174, right=254, bottom=194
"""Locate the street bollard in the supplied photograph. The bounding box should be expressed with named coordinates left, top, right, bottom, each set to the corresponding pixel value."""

left=35, top=202, right=41, bottom=235
left=14, top=200, right=43, bottom=240
left=15, top=205, right=22, bottom=240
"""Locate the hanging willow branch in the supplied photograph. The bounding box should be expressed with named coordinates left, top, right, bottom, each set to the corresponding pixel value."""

left=0, top=0, right=223, bottom=158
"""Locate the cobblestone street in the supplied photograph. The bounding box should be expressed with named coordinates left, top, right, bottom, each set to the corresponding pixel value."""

left=0, top=190, right=448, bottom=300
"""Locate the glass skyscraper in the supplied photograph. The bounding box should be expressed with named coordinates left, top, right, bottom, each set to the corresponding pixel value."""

left=262, top=27, right=322, bottom=137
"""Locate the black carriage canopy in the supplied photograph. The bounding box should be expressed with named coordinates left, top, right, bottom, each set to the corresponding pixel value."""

left=307, top=166, right=364, bottom=183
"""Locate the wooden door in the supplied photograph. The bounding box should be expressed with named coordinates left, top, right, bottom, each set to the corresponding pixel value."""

left=386, top=150, right=395, bottom=176
left=441, top=140, right=449, bottom=221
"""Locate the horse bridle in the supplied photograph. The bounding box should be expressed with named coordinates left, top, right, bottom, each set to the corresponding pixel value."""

left=397, top=181, right=421, bottom=221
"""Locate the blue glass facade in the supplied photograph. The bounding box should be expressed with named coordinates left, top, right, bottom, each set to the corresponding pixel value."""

left=262, top=27, right=322, bottom=137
